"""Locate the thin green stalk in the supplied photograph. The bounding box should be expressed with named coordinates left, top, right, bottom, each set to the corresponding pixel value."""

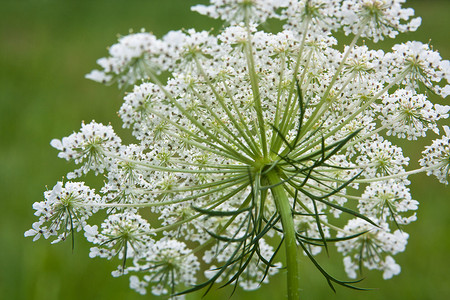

left=222, top=81, right=262, bottom=156
left=287, top=165, right=438, bottom=185
left=289, top=68, right=411, bottom=161
left=273, top=53, right=287, bottom=130
left=297, top=49, right=313, bottom=88
left=354, top=166, right=437, bottom=183
left=85, top=180, right=250, bottom=209
left=272, top=19, right=310, bottom=154
left=244, top=15, right=268, bottom=157
left=147, top=71, right=253, bottom=164
left=188, top=83, right=256, bottom=159
left=193, top=57, right=260, bottom=158
left=125, top=175, right=247, bottom=197
left=107, top=152, right=243, bottom=174
left=300, top=23, right=367, bottom=137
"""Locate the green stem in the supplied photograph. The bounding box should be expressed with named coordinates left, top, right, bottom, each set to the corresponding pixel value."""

left=266, top=170, right=300, bottom=300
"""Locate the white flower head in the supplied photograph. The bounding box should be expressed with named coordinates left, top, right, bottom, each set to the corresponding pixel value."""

left=378, top=89, right=448, bottom=140
left=192, top=0, right=289, bottom=25
left=50, top=121, right=122, bottom=179
left=341, top=0, right=421, bottom=42
left=91, top=32, right=166, bottom=87
left=127, top=239, right=200, bottom=297
left=387, top=41, right=449, bottom=96
left=86, top=212, right=154, bottom=260
left=337, top=218, right=409, bottom=279
left=359, top=179, right=418, bottom=225
left=419, top=126, right=450, bottom=184
left=28, top=0, right=450, bottom=297
left=26, top=181, right=101, bottom=243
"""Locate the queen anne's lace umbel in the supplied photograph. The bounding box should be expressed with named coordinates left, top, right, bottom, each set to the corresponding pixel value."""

left=27, top=1, right=449, bottom=299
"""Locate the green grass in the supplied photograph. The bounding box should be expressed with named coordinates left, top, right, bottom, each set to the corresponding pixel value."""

left=1, top=0, right=449, bottom=299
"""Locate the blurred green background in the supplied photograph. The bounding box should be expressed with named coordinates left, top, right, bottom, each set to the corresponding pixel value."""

left=1, top=0, right=449, bottom=299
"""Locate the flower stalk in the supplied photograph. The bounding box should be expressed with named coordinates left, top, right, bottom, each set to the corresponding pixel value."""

left=266, top=169, right=300, bottom=300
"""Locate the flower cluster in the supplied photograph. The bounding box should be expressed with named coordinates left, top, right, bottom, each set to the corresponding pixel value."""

left=419, top=126, right=450, bottom=184
left=84, top=212, right=154, bottom=260
left=25, top=181, right=102, bottom=244
left=128, top=239, right=200, bottom=296
left=50, top=122, right=121, bottom=179
left=336, top=219, right=408, bottom=280
left=28, top=0, right=449, bottom=299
